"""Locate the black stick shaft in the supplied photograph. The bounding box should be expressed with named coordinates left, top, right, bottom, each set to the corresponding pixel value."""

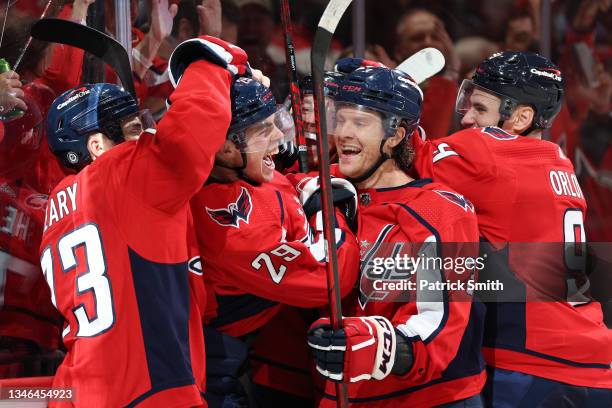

left=311, top=1, right=354, bottom=405
left=279, top=0, right=308, bottom=172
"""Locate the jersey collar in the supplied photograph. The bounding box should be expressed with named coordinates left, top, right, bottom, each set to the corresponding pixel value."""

left=357, top=178, right=432, bottom=206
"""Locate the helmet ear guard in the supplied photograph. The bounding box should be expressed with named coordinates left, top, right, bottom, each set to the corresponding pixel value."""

left=499, top=97, right=519, bottom=121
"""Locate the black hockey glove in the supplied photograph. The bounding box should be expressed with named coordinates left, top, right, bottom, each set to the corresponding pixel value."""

left=300, top=176, right=358, bottom=232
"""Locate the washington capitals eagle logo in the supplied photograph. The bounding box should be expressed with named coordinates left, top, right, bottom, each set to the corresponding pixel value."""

left=205, top=187, right=253, bottom=228
left=434, top=190, right=475, bottom=213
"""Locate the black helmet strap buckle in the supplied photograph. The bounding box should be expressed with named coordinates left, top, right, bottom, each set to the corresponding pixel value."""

left=499, top=97, right=518, bottom=120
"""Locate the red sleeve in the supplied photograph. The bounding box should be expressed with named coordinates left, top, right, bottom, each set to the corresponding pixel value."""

left=392, top=209, right=480, bottom=384
left=119, top=60, right=232, bottom=214
left=191, top=188, right=360, bottom=308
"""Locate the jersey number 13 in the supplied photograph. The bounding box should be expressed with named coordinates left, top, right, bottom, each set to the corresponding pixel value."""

left=41, top=223, right=115, bottom=337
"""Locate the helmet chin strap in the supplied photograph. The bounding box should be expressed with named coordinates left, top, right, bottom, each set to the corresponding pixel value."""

left=348, top=120, right=405, bottom=185
left=347, top=139, right=391, bottom=184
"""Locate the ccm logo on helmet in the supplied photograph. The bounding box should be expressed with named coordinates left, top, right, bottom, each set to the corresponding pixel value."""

left=530, top=68, right=562, bottom=82
left=57, top=89, right=91, bottom=110
left=342, top=85, right=362, bottom=92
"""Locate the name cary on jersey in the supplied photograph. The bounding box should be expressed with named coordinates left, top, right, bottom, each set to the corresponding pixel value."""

left=44, top=183, right=78, bottom=231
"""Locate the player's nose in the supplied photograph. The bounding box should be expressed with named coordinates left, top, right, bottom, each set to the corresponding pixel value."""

left=460, top=110, right=476, bottom=128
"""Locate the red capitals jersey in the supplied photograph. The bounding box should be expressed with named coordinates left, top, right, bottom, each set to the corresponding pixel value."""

left=39, top=60, right=232, bottom=407
left=317, top=179, right=486, bottom=407
left=190, top=172, right=359, bottom=337
left=413, top=126, right=612, bottom=388
left=0, top=178, right=61, bottom=350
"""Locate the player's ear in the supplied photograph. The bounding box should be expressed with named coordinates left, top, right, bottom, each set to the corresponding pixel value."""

left=215, top=140, right=241, bottom=164
left=510, top=105, right=535, bottom=134
left=384, top=126, right=406, bottom=153
left=87, top=133, right=107, bottom=161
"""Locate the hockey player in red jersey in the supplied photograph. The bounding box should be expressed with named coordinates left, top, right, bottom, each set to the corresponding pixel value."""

left=40, top=36, right=252, bottom=407
left=189, top=74, right=360, bottom=407
left=412, top=51, right=612, bottom=406
left=307, top=65, right=486, bottom=407
left=275, top=71, right=343, bottom=174
left=299, top=72, right=342, bottom=170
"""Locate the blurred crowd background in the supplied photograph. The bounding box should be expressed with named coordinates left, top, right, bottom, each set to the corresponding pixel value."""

left=0, top=0, right=609, bottom=378
left=7, top=0, right=608, bottom=238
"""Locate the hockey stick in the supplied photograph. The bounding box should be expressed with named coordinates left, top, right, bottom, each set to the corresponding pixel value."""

left=395, top=47, right=445, bottom=84
left=311, top=1, right=352, bottom=407
left=30, top=18, right=136, bottom=97
left=280, top=0, right=308, bottom=172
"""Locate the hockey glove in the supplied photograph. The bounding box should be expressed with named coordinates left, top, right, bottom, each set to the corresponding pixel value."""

left=275, top=139, right=298, bottom=171
left=300, top=176, right=357, bottom=231
left=307, top=316, right=413, bottom=383
left=169, top=36, right=250, bottom=87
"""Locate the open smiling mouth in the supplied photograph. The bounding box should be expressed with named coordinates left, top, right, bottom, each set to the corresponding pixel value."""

left=340, top=145, right=362, bottom=158
left=263, top=153, right=276, bottom=170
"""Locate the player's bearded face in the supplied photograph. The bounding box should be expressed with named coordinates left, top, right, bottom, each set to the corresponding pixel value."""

left=243, top=115, right=284, bottom=183
left=335, top=106, right=386, bottom=179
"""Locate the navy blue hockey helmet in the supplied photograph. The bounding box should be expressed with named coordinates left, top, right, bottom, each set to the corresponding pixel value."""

left=457, top=51, right=564, bottom=129
left=299, top=71, right=344, bottom=99
left=334, top=66, right=423, bottom=136
left=229, top=77, right=277, bottom=135
left=46, top=83, right=138, bottom=170
left=228, top=76, right=295, bottom=153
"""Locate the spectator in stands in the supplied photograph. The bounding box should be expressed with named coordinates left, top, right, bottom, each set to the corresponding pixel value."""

left=455, top=36, right=499, bottom=80
left=554, top=0, right=612, bottom=245
left=394, top=8, right=459, bottom=138
left=220, top=0, right=240, bottom=43
left=236, top=0, right=288, bottom=100
left=0, top=71, right=27, bottom=115
left=175, top=1, right=201, bottom=44
left=502, top=6, right=539, bottom=52
left=148, top=0, right=222, bottom=119
left=0, top=0, right=93, bottom=378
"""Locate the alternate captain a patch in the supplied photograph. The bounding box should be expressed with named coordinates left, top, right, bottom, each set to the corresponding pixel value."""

left=434, top=190, right=475, bottom=213
left=206, top=187, right=253, bottom=228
